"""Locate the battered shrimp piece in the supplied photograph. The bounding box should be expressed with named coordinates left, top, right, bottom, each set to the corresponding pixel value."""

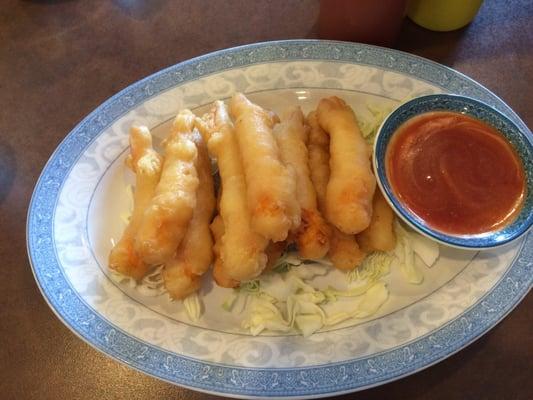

left=210, top=215, right=240, bottom=288
left=357, top=189, right=396, bottom=252
left=161, top=108, right=197, bottom=147
left=135, top=112, right=200, bottom=265
left=317, top=96, right=376, bottom=234
left=213, top=261, right=239, bottom=289
left=125, top=125, right=160, bottom=172
left=296, top=209, right=331, bottom=260
left=162, top=267, right=201, bottom=300
left=205, top=100, right=269, bottom=281
left=307, top=112, right=366, bottom=270
left=109, top=126, right=162, bottom=281
left=307, top=112, right=330, bottom=210
left=273, top=107, right=329, bottom=259
left=328, top=229, right=366, bottom=270
left=163, top=126, right=215, bottom=299
left=229, top=93, right=300, bottom=242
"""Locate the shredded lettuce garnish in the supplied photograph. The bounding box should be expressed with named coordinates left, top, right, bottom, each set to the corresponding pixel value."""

left=183, top=292, right=202, bottom=322
left=237, top=253, right=391, bottom=337
left=394, top=221, right=424, bottom=284
left=360, top=102, right=394, bottom=144
left=242, top=297, right=291, bottom=336
left=236, top=220, right=440, bottom=336
left=347, top=251, right=393, bottom=283
left=359, top=97, right=416, bottom=144
left=240, top=276, right=390, bottom=337
left=271, top=252, right=305, bottom=273
left=323, top=282, right=376, bottom=302
left=240, top=280, right=260, bottom=293
left=410, top=232, right=440, bottom=267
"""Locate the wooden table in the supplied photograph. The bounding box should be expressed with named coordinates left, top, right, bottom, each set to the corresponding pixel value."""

left=1, top=1, right=531, bottom=398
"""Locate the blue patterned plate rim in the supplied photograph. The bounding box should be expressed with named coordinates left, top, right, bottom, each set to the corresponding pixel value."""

left=26, top=40, right=533, bottom=398
left=374, top=94, right=533, bottom=250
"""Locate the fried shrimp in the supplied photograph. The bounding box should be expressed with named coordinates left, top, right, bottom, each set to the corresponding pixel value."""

left=204, top=100, right=269, bottom=282
left=210, top=216, right=240, bottom=288
left=229, top=93, right=300, bottom=242
left=328, top=229, right=366, bottom=270
left=109, top=126, right=162, bottom=281
left=273, top=107, right=329, bottom=259
left=163, top=123, right=215, bottom=299
left=357, top=189, right=396, bottom=253
left=162, top=267, right=201, bottom=300
left=307, top=111, right=365, bottom=270
left=307, top=112, right=330, bottom=210
left=125, top=125, right=160, bottom=172
left=317, top=96, right=376, bottom=234
left=135, top=111, right=200, bottom=265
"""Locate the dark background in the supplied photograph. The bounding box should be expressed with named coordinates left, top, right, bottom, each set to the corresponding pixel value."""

left=0, top=0, right=531, bottom=399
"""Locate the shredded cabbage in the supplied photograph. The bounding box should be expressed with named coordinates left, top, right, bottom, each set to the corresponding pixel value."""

left=271, top=252, right=306, bottom=273
left=109, top=264, right=167, bottom=296
left=347, top=251, right=392, bottom=283
left=360, top=102, right=395, bottom=144
left=183, top=292, right=202, bottom=322
left=359, top=97, right=416, bottom=144
left=410, top=233, right=440, bottom=267
left=237, top=222, right=440, bottom=336
left=395, top=222, right=424, bottom=284
left=240, top=280, right=260, bottom=293
left=238, top=253, right=391, bottom=336
left=351, top=282, right=389, bottom=318
left=242, top=297, right=291, bottom=336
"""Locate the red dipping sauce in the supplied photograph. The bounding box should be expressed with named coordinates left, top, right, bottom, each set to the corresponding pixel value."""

left=386, top=111, right=526, bottom=235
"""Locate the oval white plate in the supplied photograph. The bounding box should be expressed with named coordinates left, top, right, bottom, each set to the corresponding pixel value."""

left=27, top=40, right=532, bottom=399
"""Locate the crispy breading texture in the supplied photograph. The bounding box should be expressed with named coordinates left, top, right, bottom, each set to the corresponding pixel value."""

left=109, top=126, right=162, bottom=280
left=162, top=267, right=201, bottom=300
left=307, top=111, right=330, bottom=211
left=273, top=107, right=329, bottom=259
left=205, top=100, right=269, bottom=282
left=357, top=189, right=396, bottom=253
left=317, top=96, right=376, bottom=234
left=210, top=215, right=240, bottom=288
left=328, top=227, right=367, bottom=270
left=135, top=112, right=199, bottom=265
left=307, top=111, right=365, bottom=270
left=229, top=93, right=300, bottom=242
left=163, top=120, right=215, bottom=299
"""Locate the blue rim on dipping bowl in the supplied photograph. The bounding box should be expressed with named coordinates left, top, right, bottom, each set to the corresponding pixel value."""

left=373, top=94, right=533, bottom=249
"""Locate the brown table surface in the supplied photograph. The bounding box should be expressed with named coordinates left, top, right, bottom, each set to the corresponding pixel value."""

left=1, top=0, right=531, bottom=399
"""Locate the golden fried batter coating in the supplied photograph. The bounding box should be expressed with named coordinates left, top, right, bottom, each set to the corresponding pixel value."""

left=229, top=93, right=300, bottom=242
left=204, top=100, right=269, bottom=282
left=357, top=189, right=396, bottom=253
left=317, top=96, right=376, bottom=234
left=273, top=107, right=329, bottom=259
left=163, top=120, right=215, bottom=299
left=135, top=112, right=199, bottom=265
left=109, top=126, right=162, bottom=280
left=307, top=111, right=366, bottom=270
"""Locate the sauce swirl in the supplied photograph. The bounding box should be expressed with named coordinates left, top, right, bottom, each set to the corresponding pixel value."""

left=386, top=111, right=525, bottom=235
